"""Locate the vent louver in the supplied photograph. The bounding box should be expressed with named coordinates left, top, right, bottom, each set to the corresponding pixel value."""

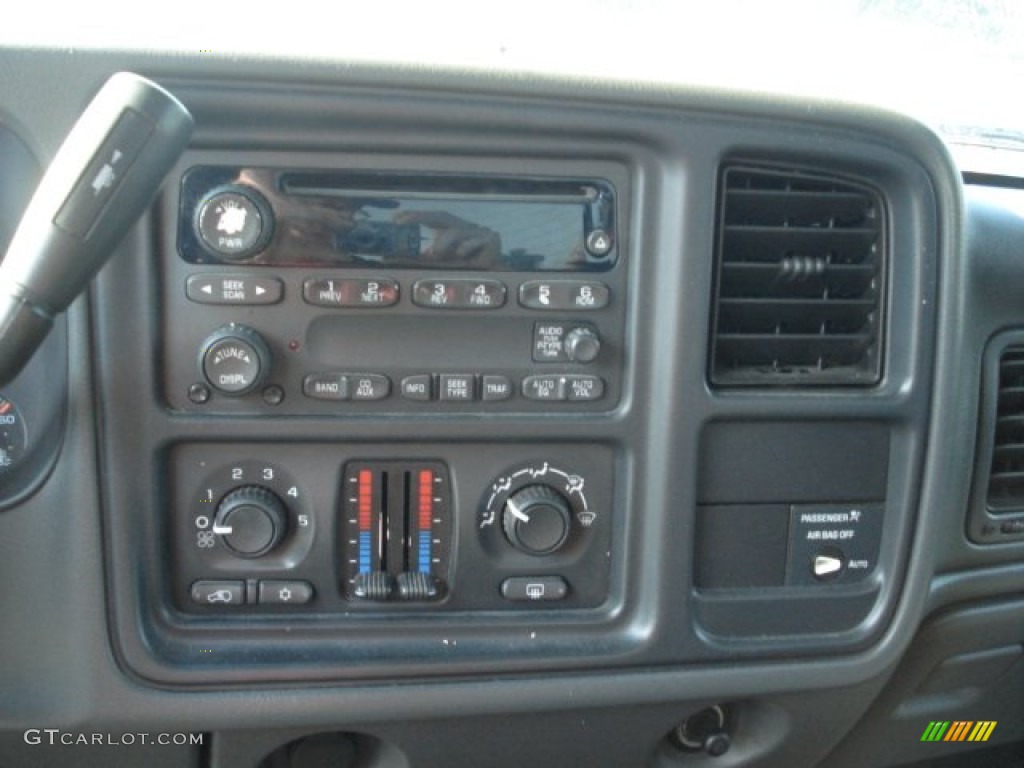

left=985, top=346, right=1024, bottom=513
left=710, top=166, right=885, bottom=387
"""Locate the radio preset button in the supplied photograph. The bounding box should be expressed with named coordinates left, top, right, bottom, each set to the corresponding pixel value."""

left=303, top=278, right=399, bottom=308
left=519, top=281, right=610, bottom=311
left=522, top=375, right=566, bottom=401
left=401, top=374, right=433, bottom=401
left=412, top=279, right=459, bottom=308
left=482, top=375, right=513, bottom=401
left=413, top=278, right=507, bottom=309
left=349, top=374, right=391, bottom=401
left=565, top=375, right=605, bottom=401
left=462, top=279, right=506, bottom=309
left=439, top=374, right=475, bottom=401
left=186, top=274, right=283, bottom=305
left=303, top=373, right=348, bottom=400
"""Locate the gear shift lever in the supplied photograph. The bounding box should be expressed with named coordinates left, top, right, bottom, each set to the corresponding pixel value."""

left=0, top=72, right=193, bottom=386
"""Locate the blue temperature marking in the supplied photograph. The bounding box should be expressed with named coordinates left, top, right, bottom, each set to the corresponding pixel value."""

left=418, top=532, right=431, bottom=573
left=359, top=532, right=372, bottom=574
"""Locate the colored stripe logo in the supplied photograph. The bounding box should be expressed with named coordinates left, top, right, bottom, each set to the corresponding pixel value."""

left=921, top=721, right=997, bottom=742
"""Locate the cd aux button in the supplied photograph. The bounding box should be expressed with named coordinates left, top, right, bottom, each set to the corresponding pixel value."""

left=349, top=374, right=391, bottom=401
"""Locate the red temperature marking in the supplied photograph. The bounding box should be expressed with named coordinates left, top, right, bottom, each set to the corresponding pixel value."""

left=418, top=469, right=433, bottom=531
left=358, top=469, right=373, bottom=530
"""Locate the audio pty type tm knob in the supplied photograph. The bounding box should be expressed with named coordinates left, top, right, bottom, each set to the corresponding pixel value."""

left=564, top=327, right=601, bottom=363
left=213, top=486, right=287, bottom=558
left=199, top=324, right=271, bottom=396
left=502, top=485, right=572, bottom=555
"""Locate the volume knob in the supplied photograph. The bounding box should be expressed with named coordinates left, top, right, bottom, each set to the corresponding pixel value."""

left=199, top=324, right=271, bottom=396
left=213, top=486, right=287, bottom=558
left=502, top=485, right=572, bottom=556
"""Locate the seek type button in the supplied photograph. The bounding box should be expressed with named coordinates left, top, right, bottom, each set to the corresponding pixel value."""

left=440, top=374, right=475, bottom=401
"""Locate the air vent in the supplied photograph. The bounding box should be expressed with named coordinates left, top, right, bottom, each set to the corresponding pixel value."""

left=710, top=166, right=885, bottom=386
left=985, top=346, right=1024, bottom=513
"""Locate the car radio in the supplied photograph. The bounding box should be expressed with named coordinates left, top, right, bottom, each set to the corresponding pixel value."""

left=160, top=162, right=628, bottom=414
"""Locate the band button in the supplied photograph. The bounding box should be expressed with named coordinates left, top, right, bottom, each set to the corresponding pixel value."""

left=302, top=373, right=348, bottom=401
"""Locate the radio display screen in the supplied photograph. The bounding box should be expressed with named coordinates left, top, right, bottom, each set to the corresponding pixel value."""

left=179, top=168, right=618, bottom=272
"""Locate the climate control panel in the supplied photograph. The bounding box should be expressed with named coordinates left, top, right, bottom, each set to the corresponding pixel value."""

left=169, top=443, right=613, bottom=615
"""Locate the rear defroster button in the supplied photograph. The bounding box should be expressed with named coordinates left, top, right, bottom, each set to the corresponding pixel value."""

left=501, top=576, right=569, bottom=601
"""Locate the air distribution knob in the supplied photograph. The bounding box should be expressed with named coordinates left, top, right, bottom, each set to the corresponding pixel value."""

left=213, top=486, right=287, bottom=558
left=502, top=485, right=572, bottom=555
left=199, top=324, right=271, bottom=396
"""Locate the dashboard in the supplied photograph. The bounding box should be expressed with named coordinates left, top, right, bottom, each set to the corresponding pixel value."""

left=0, top=46, right=1021, bottom=768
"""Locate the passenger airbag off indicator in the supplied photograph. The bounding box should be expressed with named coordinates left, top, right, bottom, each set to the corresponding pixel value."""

left=785, top=503, right=883, bottom=586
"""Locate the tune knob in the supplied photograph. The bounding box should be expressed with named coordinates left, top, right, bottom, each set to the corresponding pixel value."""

left=213, top=486, right=287, bottom=557
left=502, top=485, right=572, bottom=555
left=199, top=324, right=271, bottom=396
left=564, top=327, right=601, bottom=363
